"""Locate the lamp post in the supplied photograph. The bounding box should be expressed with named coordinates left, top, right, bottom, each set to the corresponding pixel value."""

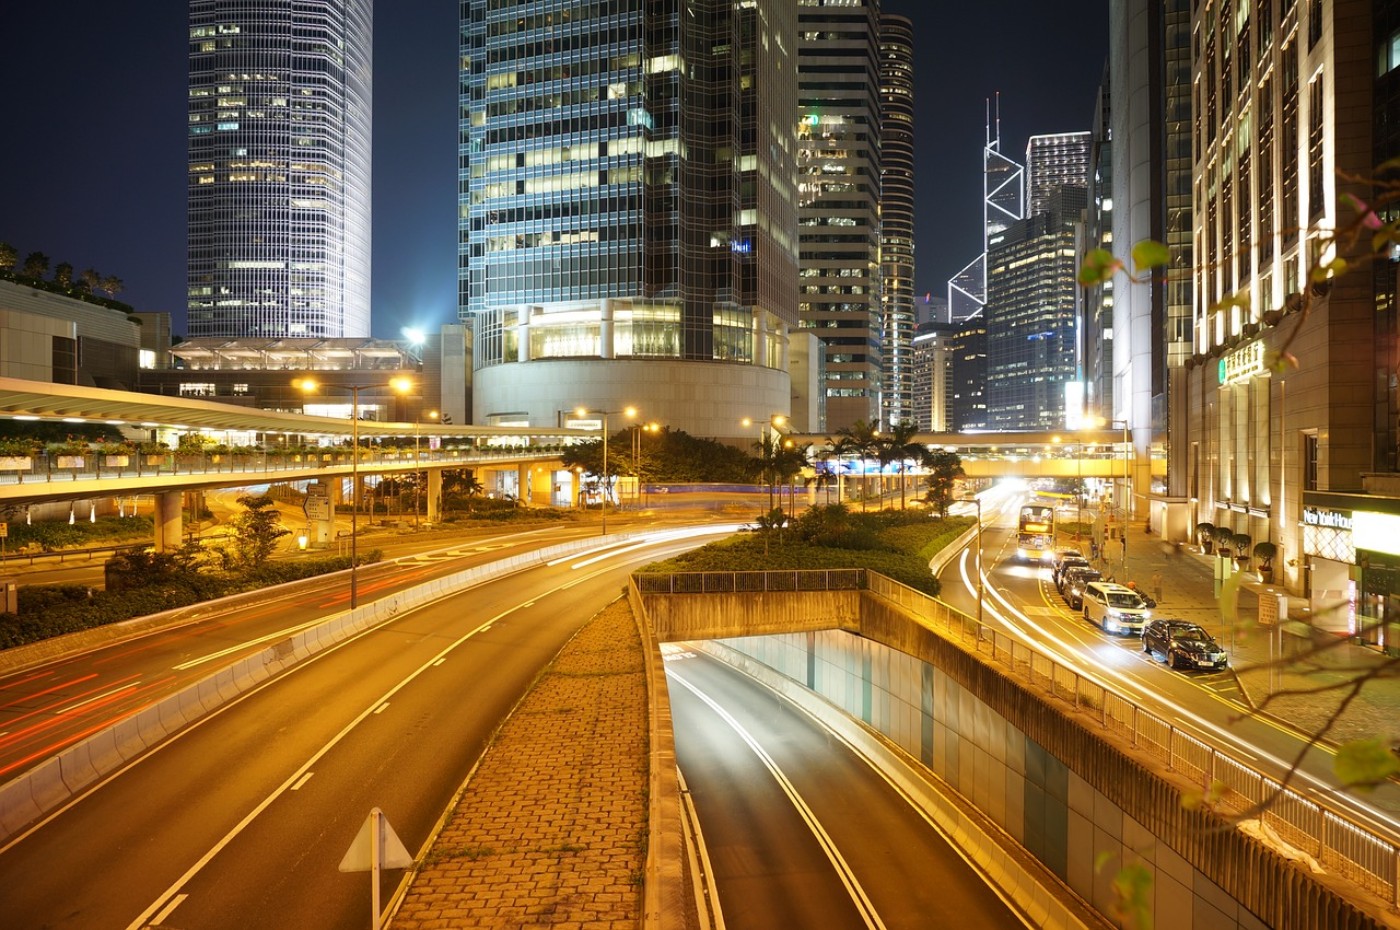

left=632, top=421, right=659, bottom=507
left=956, top=496, right=984, bottom=625
left=575, top=406, right=637, bottom=535
left=295, top=376, right=413, bottom=609
left=743, top=414, right=787, bottom=511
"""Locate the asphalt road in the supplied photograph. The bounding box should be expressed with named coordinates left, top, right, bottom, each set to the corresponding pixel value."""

left=0, top=530, right=722, bottom=929
left=666, top=647, right=1031, bottom=930
left=0, top=521, right=719, bottom=783
left=938, top=488, right=1400, bottom=843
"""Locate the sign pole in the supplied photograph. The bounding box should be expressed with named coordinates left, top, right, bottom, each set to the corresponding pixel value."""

left=371, top=808, right=382, bottom=930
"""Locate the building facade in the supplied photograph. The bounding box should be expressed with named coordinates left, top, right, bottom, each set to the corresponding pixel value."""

left=878, top=13, right=916, bottom=429
left=1025, top=131, right=1091, bottom=217
left=984, top=188, right=1086, bottom=430
left=1181, top=0, right=1378, bottom=617
left=460, top=0, right=799, bottom=439
left=187, top=0, right=373, bottom=340
left=798, top=0, right=884, bottom=431
left=910, top=319, right=957, bottom=432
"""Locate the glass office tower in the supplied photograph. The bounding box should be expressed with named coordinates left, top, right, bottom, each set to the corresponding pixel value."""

left=460, top=0, right=799, bottom=437
left=187, top=0, right=373, bottom=339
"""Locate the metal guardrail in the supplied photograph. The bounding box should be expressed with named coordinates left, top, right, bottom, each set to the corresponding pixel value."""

left=636, top=566, right=1400, bottom=907
left=0, top=448, right=561, bottom=489
left=0, top=541, right=148, bottom=567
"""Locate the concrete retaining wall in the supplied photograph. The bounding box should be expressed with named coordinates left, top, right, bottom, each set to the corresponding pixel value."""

left=639, top=586, right=1396, bottom=930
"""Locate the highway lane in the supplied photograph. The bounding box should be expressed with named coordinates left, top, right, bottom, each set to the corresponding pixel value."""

left=0, top=530, right=724, bottom=929
left=666, top=647, right=1033, bottom=930
left=0, top=521, right=718, bottom=783
left=938, top=490, right=1400, bottom=842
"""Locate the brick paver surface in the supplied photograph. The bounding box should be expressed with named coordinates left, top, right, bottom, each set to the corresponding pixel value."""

left=389, top=599, right=648, bottom=929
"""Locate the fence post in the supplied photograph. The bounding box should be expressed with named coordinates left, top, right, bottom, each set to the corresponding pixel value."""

left=1131, top=705, right=1139, bottom=749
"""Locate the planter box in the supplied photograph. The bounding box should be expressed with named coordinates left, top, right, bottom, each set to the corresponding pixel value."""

left=0, top=456, right=33, bottom=471
left=104, top=455, right=130, bottom=467
left=56, top=456, right=85, bottom=469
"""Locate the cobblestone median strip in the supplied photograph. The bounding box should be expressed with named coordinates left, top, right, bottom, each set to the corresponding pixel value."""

left=389, top=598, right=649, bottom=930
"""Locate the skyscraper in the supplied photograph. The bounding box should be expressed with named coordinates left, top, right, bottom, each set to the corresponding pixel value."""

left=460, top=0, right=799, bottom=438
left=947, top=99, right=1025, bottom=324
left=1025, top=131, right=1091, bottom=217
left=879, top=14, right=915, bottom=429
left=186, top=0, right=373, bottom=339
left=984, top=187, right=1086, bottom=430
left=798, top=0, right=884, bottom=432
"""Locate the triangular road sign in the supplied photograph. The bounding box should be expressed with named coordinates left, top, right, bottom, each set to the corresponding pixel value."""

left=339, top=808, right=414, bottom=872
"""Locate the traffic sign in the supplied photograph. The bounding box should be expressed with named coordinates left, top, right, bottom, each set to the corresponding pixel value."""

left=0, top=522, right=7, bottom=538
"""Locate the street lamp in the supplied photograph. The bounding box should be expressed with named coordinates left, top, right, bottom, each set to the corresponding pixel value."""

left=956, top=496, right=984, bottom=625
left=743, top=414, right=788, bottom=511
left=294, top=375, right=414, bottom=609
left=632, top=421, right=659, bottom=507
left=575, top=405, right=637, bottom=535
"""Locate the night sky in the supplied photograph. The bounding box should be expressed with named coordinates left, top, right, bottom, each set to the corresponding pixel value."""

left=0, top=2, right=1105, bottom=340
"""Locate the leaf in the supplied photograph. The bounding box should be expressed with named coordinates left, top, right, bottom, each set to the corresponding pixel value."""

left=1078, top=248, right=1123, bottom=287
left=1264, top=349, right=1299, bottom=373
left=1094, top=850, right=1117, bottom=874
left=1131, top=239, right=1170, bottom=273
left=1334, top=739, right=1400, bottom=791
left=1218, top=567, right=1242, bottom=628
left=1310, top=258, right=1348, bottom=283
left=1112, top=863, right=1155, bottom=930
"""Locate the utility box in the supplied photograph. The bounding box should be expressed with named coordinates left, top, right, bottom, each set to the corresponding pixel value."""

left=0, top=577, right=16, bottom=615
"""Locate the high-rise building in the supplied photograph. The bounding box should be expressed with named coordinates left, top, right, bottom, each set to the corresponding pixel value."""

left=798, top=0, right=884, bottom=431
left=459, top=0, right=800, bottom=438
left=1025, top=132, right=1091, bottom=217
left=984, top=187, right=1086, bottom=430
left=947, top=99, right=1025, bottom=324
left=910, top=319, right=957, bottom=431
left=1081, top=70, right=1114, bottom=427
left=1180, top=0, right=1378, bottom=611
left=948, top=314, right=987, bottom=431
left=186, top=0, right=373, bottom=339
left=879, top=13, right=916, bottom=428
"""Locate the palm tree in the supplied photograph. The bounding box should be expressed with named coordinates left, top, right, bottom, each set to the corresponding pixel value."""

left=834, top=419, right=880, bottom=511
left=878, top=422, right=924, bottom=509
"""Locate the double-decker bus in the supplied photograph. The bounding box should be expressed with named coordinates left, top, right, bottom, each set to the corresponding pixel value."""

left=1017, top=504, right=1056, bottom=561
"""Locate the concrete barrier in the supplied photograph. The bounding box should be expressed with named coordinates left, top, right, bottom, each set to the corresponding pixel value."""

left=0, top=530, right=655, bottom=843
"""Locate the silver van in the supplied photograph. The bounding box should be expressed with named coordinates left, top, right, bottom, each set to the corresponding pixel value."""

left=1081, top=581, right=1150, bottom=635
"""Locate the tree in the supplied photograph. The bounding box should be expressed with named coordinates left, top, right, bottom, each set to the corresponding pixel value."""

left=21, top=251, right=50, bottom=280
left=878, top=422, right=924, bottom=510
left=834, top=419, right=880, bottom=511
left=52, top=262, right=74, bottom=289
left=99, top=274, right=124, bottom=298
left=0, top=241, right=16, bottom=271
left=228, top=494, right=290, bottom=569
left=922, top=450, right=965, bottom=517
left=79, top=268, right=101, bottom=293
left=752, top=506, right=788, bottom=556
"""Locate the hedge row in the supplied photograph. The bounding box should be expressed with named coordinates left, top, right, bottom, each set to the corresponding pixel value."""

left=0, top=551, right=378, bottom=650
left=639, top=507, right=975, bottom=597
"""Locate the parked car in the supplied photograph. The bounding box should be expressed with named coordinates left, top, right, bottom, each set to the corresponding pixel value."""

left=1081, top=581, right=1151, bottom=635
left=1061, top=566, right=1102, bottom=609
left=1053, top=555, right=1091, bottom=591
left=1050, top=548, right=1083, bottom=579
left=1141, top=619, right=1229, bottom=671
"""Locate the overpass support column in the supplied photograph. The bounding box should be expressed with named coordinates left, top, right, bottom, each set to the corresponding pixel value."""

left=427, top=469, right=443, bottom=524
left=154, top=491, right=182, bottom=553
left=518, top=462, right=532, bottom=507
